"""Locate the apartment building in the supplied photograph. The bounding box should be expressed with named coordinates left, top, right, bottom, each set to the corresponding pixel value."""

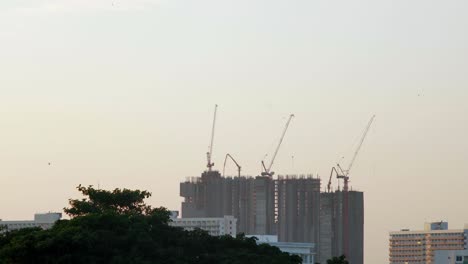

left=389, top=222, right=468, bottom=264
left=170, top=213, right=237, bottom=237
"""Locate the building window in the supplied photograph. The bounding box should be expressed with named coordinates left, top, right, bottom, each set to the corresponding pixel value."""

left=456, top=256, right=462, bottom=261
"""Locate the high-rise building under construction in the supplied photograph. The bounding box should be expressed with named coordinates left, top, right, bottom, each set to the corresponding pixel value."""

left=184, top=105, right=370, bottom=263
left=180, top=172, right=363, bottom=264
left=319, top=191, right=364, bottom=264
left=180, top=170, right=276, bottom=235
left=277, top=175, right=321, bottom=244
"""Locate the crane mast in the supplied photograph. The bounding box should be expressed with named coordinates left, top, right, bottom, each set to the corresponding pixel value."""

left=261, top=114, right=295, bottom=177
left=223, top=153, right=242, bottom=177
left=206, top=104, right=218, bottom=171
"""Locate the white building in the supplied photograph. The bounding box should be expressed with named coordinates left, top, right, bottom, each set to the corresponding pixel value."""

left=247, top=235, right=316, bottom=264
left=434, top=249, right=468, bottom=264
left=170, top=212, right=237, bottom=237
left=389, top=222, right=468, bottom=264
left=0, top=213, right=62, bottom=232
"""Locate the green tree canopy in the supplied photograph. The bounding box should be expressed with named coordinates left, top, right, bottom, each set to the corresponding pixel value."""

left=0, top=185, right=302, bottom=264
left=64, top=184, right=158, bottom=217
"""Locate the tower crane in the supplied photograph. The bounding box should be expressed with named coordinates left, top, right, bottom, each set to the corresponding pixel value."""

left=336, top=115, right=375, bottom=191
left=206, top=104, right=218, bottom=172
left=223, top=153, right=241, bottom=177
left=261, top=114, right=295, bottom=177
left=336, top=114, right=375, bottom=259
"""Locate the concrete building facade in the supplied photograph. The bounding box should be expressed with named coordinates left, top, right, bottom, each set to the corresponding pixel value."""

left=253, top=176, right=276, bottom=235
left=0, top=213, right=62, bottom=232
left=389, top=222, right=468, bottom=264
left=170, top=214, right=237, bottom=237
left=180, top=170, right=276, bottom=235
left=180, top=171, right=364, bottom=264
left=319, top=190, right=364, bottom=264
left=434, top=249, right=468, bottom=264
left=277, top=175, right=321, bottom=244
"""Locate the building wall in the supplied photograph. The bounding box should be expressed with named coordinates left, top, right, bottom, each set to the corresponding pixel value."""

left=347, top=191, right=364, bottom=264
left=232, top=177, right=256, bottom=234
left=426, top=222, right=449, bottom=231
left=202, top=171, right=226, bottom=217
left=319, top=191, right=364, bottom=264
left=180, top=171, right=275, bottom=235
left=180, top=171, right=229, bottom=218
left=389, top=223, right=468, bottom=264
left=254, top=176, right=276, bottom=235
left=180, top=177, right=206, bottom=217
left=0, top=213, right=62, bottom=232
left=434, top=249, right=468, bottom=264
left=277, top=175, right=321, bottom=244
left=170, top=215, right=237, bottom=237
left=319, top=192, right=335, bottom=264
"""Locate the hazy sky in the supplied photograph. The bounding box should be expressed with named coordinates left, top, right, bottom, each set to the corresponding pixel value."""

left=1, top=0, right=468, bottom=263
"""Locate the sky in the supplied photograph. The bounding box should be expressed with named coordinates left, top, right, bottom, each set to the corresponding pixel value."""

left=1, top=0, right=468, bottom=263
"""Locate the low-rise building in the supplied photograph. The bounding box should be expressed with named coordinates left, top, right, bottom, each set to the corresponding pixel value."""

left=389, top=222, right=468, bottom=264
left=248, top=235, right=316, bottom=264
left=0, top=213, right=62, bottom=232
left=170, top=212, right=237, bottom=237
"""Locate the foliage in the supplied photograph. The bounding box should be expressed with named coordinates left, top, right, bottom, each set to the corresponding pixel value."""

left=327, top=255, right=349, bottom=264
left=0, top=185, right=301, bottom=264
left=64, top=184, right=160, bottom=217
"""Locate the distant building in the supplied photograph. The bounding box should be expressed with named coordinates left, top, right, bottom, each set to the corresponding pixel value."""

left=180, top=170, right=275, bottom=235
left=389, top=222, right=468, bottom=264
left=180, top=171, right=323, bottom=238
left=248, top=235, right=316, bottom=264
left=277, top=175, right=321, bottom=245
left=170, top=213, right=237, bottom=237
left=0, top=213, right=62, bottom=232
left=319, top=190, right=364, bottom=264
left=180, top=171, right=364, bottom=264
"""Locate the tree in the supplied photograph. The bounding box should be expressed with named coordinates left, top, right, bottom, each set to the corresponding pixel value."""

left=327, top=255, right=349, bottom=264
left=64, top=184, right=165, bottom=217
left=0, top=185, right=302, bottom=264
